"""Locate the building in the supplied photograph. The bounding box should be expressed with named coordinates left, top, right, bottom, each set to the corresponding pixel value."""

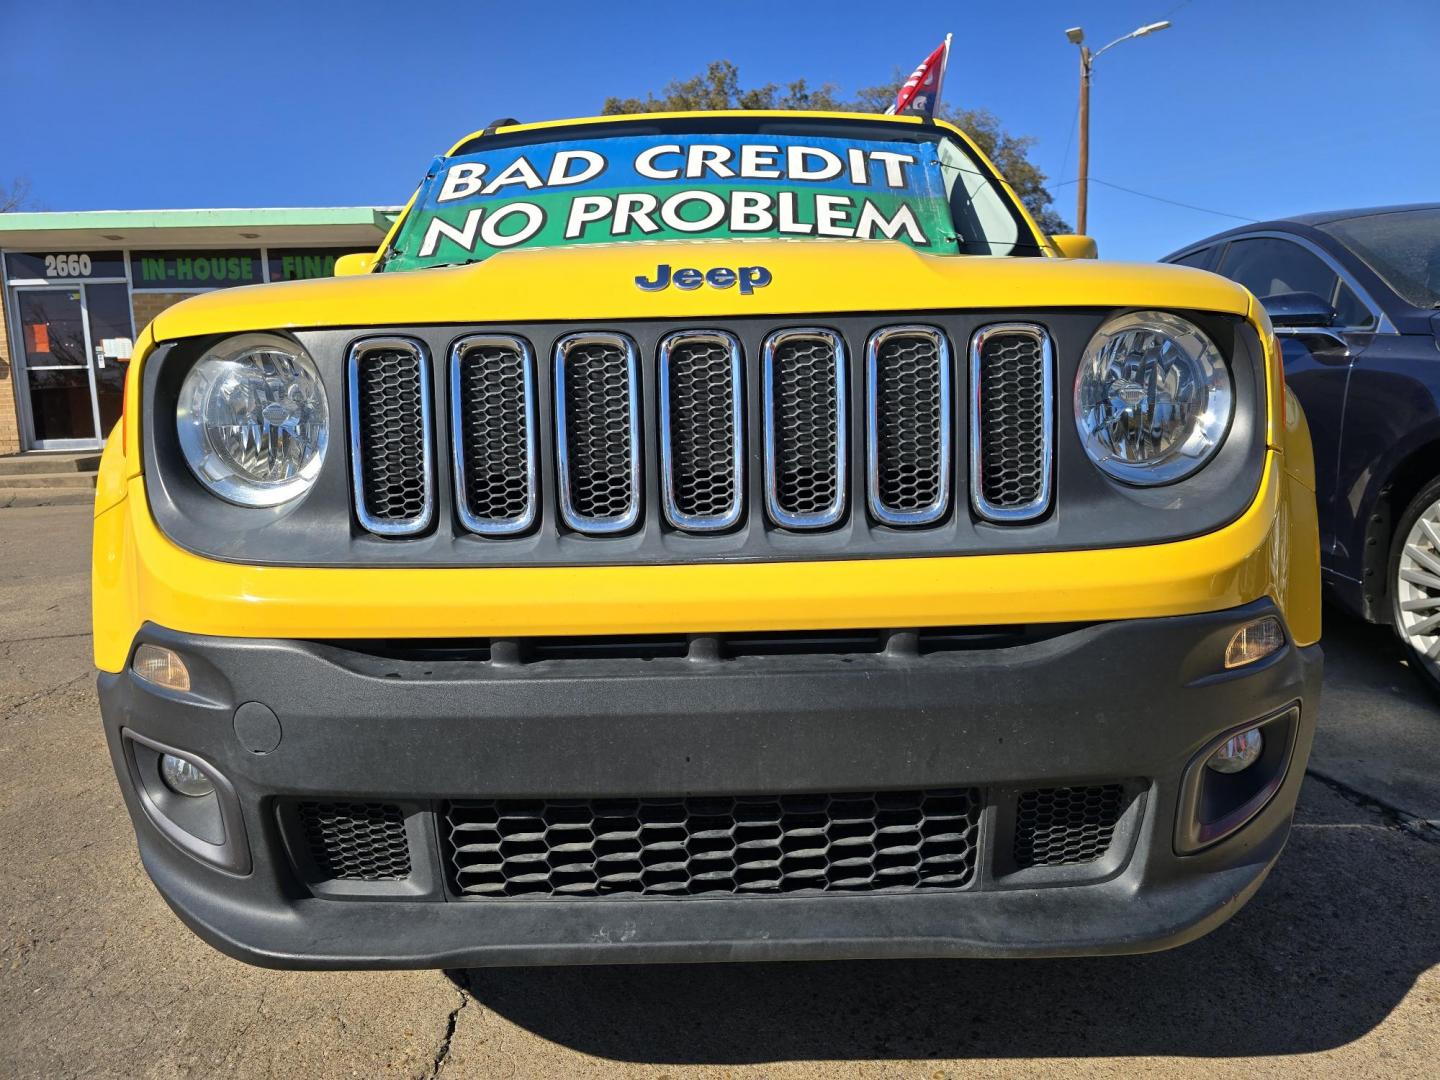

left=0, top=207, right=397, bottom=454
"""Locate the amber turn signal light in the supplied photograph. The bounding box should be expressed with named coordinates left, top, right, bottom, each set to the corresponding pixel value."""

left=132, top=644, right=191, bottom=691
left=1224, top=617, right=1285, bottom=670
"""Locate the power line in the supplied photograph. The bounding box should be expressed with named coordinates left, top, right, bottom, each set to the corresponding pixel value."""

left=1052, top=176, right=1257, bottom=222
left=1056, top=97, right=1078, bottom=186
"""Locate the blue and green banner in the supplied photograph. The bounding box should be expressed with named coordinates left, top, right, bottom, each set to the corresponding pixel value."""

left=383, top=133, right=957, bottom=271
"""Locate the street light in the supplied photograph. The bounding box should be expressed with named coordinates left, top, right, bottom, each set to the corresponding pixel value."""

left=1065, top=20, right=1171, bottom=234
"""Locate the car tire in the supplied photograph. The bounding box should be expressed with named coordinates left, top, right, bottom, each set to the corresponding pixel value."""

left=1388, top=476, right=1440, bottom=698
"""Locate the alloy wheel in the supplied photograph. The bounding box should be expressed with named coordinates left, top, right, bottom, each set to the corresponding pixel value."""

left=1395, top=497, right=1440, bottom=674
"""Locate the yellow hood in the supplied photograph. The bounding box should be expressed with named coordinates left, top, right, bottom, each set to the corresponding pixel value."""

left=149, top=238, right=1251, bottom=340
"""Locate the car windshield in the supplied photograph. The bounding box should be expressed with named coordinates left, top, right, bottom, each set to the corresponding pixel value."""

left=1319, top=208, right=1440, bottom=308
left=380, top=119, right=1042, bottom=272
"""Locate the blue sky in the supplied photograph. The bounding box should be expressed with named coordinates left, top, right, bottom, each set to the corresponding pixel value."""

left=4, top=0, right=1437, bottom=261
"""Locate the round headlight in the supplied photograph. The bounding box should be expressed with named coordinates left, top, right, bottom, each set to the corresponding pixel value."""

left=177, top=334, right=329, bottom=507
left=1074, top=311, right=1232, bottom=485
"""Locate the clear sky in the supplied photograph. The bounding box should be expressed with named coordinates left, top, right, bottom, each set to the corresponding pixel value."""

left=4, top=0, right=1437, bottom=261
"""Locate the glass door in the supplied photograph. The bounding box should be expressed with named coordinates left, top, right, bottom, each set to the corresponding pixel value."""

left=13, top=283, right=134, bottom=449
left=15, top=287, right=96, bottom=448
left=85, top=283, right=134, bottom=435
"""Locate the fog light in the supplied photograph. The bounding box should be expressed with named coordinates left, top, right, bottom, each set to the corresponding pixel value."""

left=1224, top=617, right=1285, bottom=669
left=160, top=754, right=215, bottom=797
left=133, top=644, right=191, bottom=691
left=1206, top=728, right=1264, bottom=774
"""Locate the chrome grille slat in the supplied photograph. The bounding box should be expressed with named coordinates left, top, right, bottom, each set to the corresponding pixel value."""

left=347, top=337, right=434, bottom=536
left=866, top=326, right=951, bottom=526
left=554, top=332, right=641, bottom=534
left=449, top=335, right=537, bottom=536
left=659, top=330, right=743, bottom=531
left=762, top=328, right=847, bottom=530
left=969, top=323, right=1054, bottom=522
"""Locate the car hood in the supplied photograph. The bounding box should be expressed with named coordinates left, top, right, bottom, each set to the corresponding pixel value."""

left=149, top=238, right=1252, bottom=340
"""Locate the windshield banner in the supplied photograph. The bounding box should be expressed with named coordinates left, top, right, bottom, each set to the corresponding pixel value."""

left=383, top=133, right=957, bottom=271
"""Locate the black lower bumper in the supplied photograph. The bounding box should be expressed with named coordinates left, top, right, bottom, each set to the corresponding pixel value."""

left=99, top=601, right=1321, bottom=969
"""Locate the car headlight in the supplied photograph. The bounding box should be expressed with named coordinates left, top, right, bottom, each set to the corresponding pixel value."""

left=1073, top=311, right=1233, bottom=485
left=177, top=333, right=329, bottom=507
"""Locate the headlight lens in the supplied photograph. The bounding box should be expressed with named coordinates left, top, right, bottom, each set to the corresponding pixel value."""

left=1074, top=311, right=1233, bottom=485
left=177, top=334, right=328, bottom=506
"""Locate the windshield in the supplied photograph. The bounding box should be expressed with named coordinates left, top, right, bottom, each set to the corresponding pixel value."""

left=1319, top=208, right=1440, bottom=308
left=380, top=120, right=1040, bottom=272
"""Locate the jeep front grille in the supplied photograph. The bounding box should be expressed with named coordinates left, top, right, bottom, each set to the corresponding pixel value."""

left=763, top=328, right=847, bottom=529
left=348, top=337, right=434, bottom=536
left=442, top=787, right=981, bottom=899
left=970, top=324, right=1053, bottom=522
left=554, top=332, right=641, bottom=534
left=450, top=335, right=537, bottom=535
left=345, top=318, right=1058, bottom=542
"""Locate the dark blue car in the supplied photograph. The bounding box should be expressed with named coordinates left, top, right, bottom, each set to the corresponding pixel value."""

left=1165, top=205, right=1440, bottom=692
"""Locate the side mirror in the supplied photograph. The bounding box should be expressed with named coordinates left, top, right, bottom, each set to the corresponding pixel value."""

left=334, top=252, right=377, bottom=277
left=1262, top=291, right=1336, bottom=328
left=1051, top=234, right=1098, bottom=259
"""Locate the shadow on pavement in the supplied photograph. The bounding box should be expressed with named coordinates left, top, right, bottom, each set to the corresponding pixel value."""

left=452, top=611, right=1440, bottom=1064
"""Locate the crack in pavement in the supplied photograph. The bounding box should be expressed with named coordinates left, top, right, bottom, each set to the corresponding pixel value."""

left=0, top=632, right=91, bottom=646
left=1305, top=767, right=1440, bottom=845
left=0, top=672, right=92, bottom=721
left=424, top=975, right=471, bottom=1079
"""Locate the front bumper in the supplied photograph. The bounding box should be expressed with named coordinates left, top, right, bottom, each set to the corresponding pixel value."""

left=99, top=600, right=1321, bottom=969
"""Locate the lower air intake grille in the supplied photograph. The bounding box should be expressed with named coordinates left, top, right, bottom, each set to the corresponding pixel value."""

left=443, top=788, right=981, bottom=899
left=868, top=327, right=950, bottom=524
left=764, top=329, right=846, bottom=529
left=452, top=336, right=536, bottom=535
left=349, top=338, right=432, bottom=535
left=971, top=325, right=1052, bottom=522
left=555, top=333, right=640, bottom=533
left=1012, top=784, right=1125, bottom=868
left=298, top=800, right=412, bottom=881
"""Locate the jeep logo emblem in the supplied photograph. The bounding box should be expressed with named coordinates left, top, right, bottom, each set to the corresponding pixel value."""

left=635, top=263, right=772, bottom=295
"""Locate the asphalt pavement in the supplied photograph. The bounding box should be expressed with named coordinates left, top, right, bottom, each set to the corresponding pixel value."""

left=1, top=503, right=1436, bottom=1079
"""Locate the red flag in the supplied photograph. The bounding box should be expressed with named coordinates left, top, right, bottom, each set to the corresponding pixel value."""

left=888, top=35, right=951, bottom=117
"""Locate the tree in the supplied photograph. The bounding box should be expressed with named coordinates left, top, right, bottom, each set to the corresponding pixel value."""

left=602, top=62, right=1070, bottom=236
left=0, top=176, right=33, bottom=213
left=602, top=60, right=848, bottom=116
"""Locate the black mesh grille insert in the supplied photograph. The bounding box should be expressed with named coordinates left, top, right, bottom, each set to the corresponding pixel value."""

left=443, top=788, right=980, bottom=898
left=298, top=801, right=412, bottom=881
left=1013, top=784, right=1125, bottom=868
left=767, top=331, right=843, bottom=526
left=557, top=336, right=638, bottom=529
left=662, top=334, right=741, bottom=528
left=871, top=330, right=947, bottom=521
left=975, top=329, right=1049, bottom=516
left=352, top=343, right=430, bottom=530
left=455, top=339, right=534, bottom=532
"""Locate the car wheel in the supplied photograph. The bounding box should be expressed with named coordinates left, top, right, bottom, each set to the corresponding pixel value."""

left=1389, top=476, right=1440, bottom=697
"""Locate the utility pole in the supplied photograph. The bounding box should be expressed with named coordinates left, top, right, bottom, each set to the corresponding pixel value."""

left=1076, top=42, right=1092, bottom=234
left=1065, top=21, right=1171, bottom=235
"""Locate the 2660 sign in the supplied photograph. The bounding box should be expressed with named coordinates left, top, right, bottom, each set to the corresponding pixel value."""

left=4, top=250, right=126, bottom=281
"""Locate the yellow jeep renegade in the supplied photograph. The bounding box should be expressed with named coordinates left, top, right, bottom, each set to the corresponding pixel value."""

left=93, top=111, right=1322, bottom=968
